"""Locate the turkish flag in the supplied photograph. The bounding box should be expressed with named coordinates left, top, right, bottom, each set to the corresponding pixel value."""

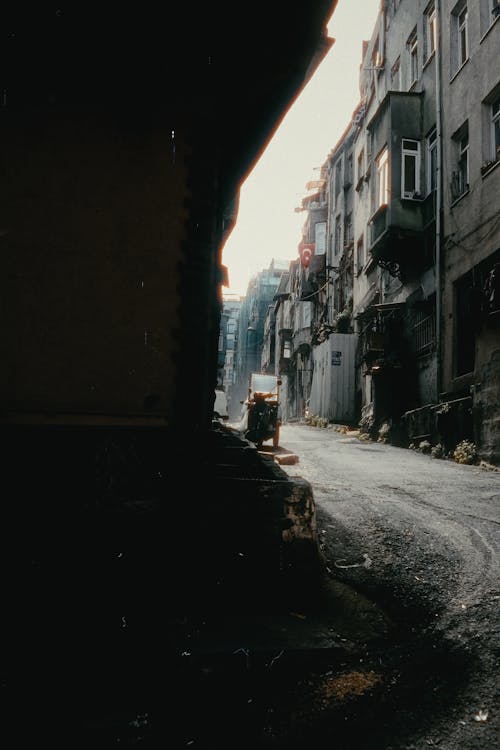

left=301, top=248, right=312, bottom=268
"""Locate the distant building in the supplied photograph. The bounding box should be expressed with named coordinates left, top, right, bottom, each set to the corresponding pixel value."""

left=220, top=293, right=243, bottom=415
left=231, top=259, right=288, bottom=419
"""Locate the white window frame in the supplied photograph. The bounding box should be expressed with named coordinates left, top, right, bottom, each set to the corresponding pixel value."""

left=391, top=56, right=402, bottom=91
left=408, top=29, right=418, bottom=87
left=451, top=124, right=469, bottom=200
left=492, top=95, right=500, bottom=161
left=315, top=221, right=327, bottom=255
left=426, top=129, right=437, bottom=194
left=458, top=132, right=469, bottom=194
left=334, top=214, right=342, bottom=256
left=344, top=213, right=353, bottom=248
left=401, top=139, right=421, bottom=198
left=425, top=3, right=437, bottom=61
left=458, top=6, right=468, bottom=66
left=375, top=146, right=389, bottom=208
left=451, top=2, right=468, bottom=73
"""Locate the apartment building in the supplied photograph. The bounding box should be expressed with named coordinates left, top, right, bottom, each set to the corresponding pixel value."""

left=220, top=294, right=243, bottom=414
left=349, top=0, right=441, bottom=442
left=264, top=0, right=499, bottom=462
left=439, top=0, right=500, bottom=463
left=231, top=260, right=289, bottom=419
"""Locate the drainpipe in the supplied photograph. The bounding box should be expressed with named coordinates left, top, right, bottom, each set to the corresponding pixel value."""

left=435, top=0, right=443, bottom=404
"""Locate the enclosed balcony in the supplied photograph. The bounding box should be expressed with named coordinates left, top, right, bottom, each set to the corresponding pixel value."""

left=366, top=91, right=436, bottom=280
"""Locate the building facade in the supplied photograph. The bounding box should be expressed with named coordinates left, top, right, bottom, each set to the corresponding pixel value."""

left=219, top=294, right=243, bottom=414
left=231, top=260, right=289, bottom=420
left=258, top=0, right=499, bottom=464
left=439, top=0, right=500, bottom=463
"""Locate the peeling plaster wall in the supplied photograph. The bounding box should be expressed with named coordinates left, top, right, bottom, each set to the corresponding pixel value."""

left=475, top=340, right=500, bottom=464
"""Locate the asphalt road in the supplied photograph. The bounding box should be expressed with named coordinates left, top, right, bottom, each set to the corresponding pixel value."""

left=15, top=421, right=497, bottom=749
left=275, top=421, right=500, bottom=750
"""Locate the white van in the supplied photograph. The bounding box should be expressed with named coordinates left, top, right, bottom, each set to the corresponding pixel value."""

left=213, top=388, right=229, bottom=421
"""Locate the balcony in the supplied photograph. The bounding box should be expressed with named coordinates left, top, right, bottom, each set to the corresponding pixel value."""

left=366, top=91, right=436, bottom=280
left=358, top=303, right=406, bottom=373
left=365, top=331, right=385, bottom=354
left=309, top=252, right=326, bottom=277
left=369, top=192, right=435, bottom=280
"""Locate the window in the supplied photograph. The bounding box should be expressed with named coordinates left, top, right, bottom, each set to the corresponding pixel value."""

left=451, top=2, right=468, bottom=73
left=413, top=299, right=435, bottom=355
left=372, top=37, right=383, bottom=68
left=356, top=235, right=365, bottom=273
left=407, top=29, right=418, bottom=87
left=481, top=87, right=500, bottom=168
left=491, top=95, right=500, bottom=160
left=451, top=123, right=469, bottom=200
left=375, top=147, right=389, bottom=208
left=458, top=132, right=469, bottom=193
left=401, top=139, right=421, bottom=198
left=334, top=215, right=342, bottom=256
left=357, top=149, right=364, bottom=185
left=315, top=221, right=327, bottom=255
left=425, top=3, right=437, bottom=61
left=458, top=6, right=468, bottom=65
left=391, top=57, right=401, bottom=91
left=479, top=0, right=500, bottom=36
left=335, top=159, right=342, bottom=198
left=427, top=129, right=438, bottom=193
left=345, top=153, right=353, bottom=186
left=344, top=213, right=353, bottom=248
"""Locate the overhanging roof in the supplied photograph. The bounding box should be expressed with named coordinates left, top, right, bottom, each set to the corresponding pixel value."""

left=1, top=3, right=337, bottom=214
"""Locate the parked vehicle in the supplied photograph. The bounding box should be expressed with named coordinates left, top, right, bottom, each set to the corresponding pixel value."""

left=243, top=373, right=281, bottom=449
left=213, top=388, right=229, bottom=421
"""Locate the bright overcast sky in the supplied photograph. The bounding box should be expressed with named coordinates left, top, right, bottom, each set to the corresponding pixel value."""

left=221, top=0, right=381, bottom=296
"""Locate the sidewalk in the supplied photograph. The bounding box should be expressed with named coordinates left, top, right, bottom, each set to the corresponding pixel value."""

left=201, top=421, right=319, bottom=601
